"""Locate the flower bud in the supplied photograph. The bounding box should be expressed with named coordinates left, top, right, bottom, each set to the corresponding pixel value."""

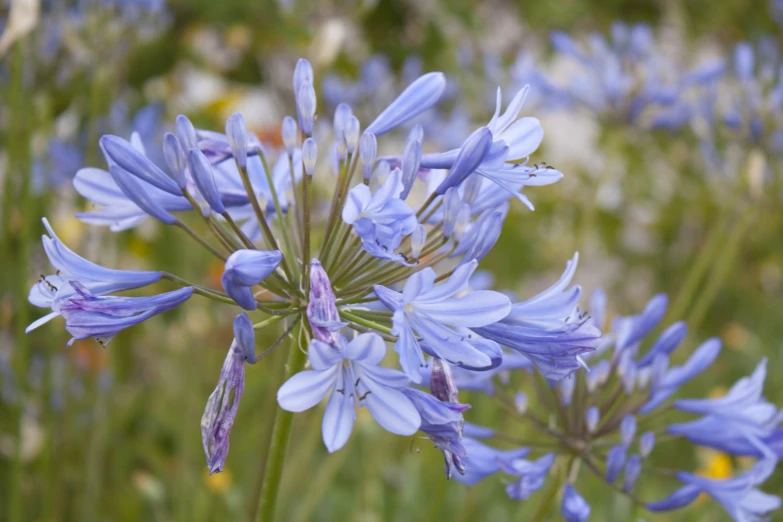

left=559, top=375, right=575, bottom=406
left=233, top=313, right=256, bottom=363
left=201, top=336, right=246, bottom=474
left=461, top=173, right=483, bottom=205
left=109, top=165, right=177, bottom=224
left=639, top=431, right=655, bottom=458
left=359, top=131, right=377, bottom=181
left=407, top=124, right=424, bottom=144
left=620, top=415, right=637, bottom=448
left=344, top=115, right=360, bottom=153
left=452, top=203, right=471, bottom=241
left=585, top=406, right=600, bottom=433
left=442, top=187, right=462, bottom=236
left=175, top=114, right=198, bottom=150
left=226, top=113, right=249, bottom=168
left=623, top=455, right=642, bottom=492
left=162, top=132, right=188, bottom=189
left=435, top=127, right=492, bottom=196
left=400, top=139, right=422, bottom=200
left=293, top=58, right=314, bottom=100
left=298, top=83, right=317, bottom=135
left=411, top=224, right=426, bottom=258
left=307, top=259, right=343, bottom=345
left=302, top=138, right=318, bottom=176
left=281, top=116, right=298, bottom=156
left=221, top=250, right=283, bottom=310
left=187, top=148, right=226, bottom=215
left=606, top=445, right=626, bottom=483
left=100, top=135, right=181, bottom=195
left=514, top=391, right=528, bottom=414
left=561, top=484, right=591, bottom=522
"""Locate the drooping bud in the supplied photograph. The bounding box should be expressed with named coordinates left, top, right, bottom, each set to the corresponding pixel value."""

left=221, top=250, right=283, bottom=310
left=226, top=113, right=249, bottom=168
left=175, top=114, right=198, bottom=150
left=307, top=259, right=343, bottom=345
left=514, top=391, right=528, bottom=415
left=411, top=224, right=426, bottom=258
left=365, top=72, right=446, bottom=136
left=585, top=406, right=600, bottom=433
left=187, top=148, right=226, bottom=215
left=298, top=83, right=317, bottom=135
left=400, top=138, right=422, bottom=200
left=344, top=115, right=360, bottom=153
left=163, top=133, right=188, bottom=190
left=281, top=116, right=298, bottom=156
left=233, top=313, right=256, bottom=363
left=302, top=137, right=318, bottom=176
left=359, top=131, right=377, bottom=181
left=201, top=331, right=247, bottom=474
left=430, top=358, right=459, bottom=403
left=639, top=431, right=655, bottom=458
left=620, top=415, right=637, bottom=448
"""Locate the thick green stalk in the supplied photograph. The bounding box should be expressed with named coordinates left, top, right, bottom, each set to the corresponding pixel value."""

left=255, top=320, right=308, bottom=522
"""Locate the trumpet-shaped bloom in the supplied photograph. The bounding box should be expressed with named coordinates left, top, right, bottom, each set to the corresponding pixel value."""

left=342, top=168, right=417, bottom=263
left=641, top=338, right=722, bottom=413
left=59, top=282, right=192, bottom=345
left=201, top=314, right=254, bottom=474
left=220, top=250, right=283, bottom=310
left=374, top=260, right=511, bottom=382
left=648, top=460, right=780, bottom=521
left=27, top=218, right=163, bottom=332
left=277, top=333, right=420, bottom=452
left=473, top=254, right=600, bottom=379
left=669, top=359, right=782, bottom=460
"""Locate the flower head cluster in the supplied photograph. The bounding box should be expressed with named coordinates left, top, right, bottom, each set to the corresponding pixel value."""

left=25, top=55, right=780, bottom=522
left=451, top=290, right=781, bottom=521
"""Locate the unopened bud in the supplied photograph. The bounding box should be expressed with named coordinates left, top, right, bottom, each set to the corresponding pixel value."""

left=298, top=83, right=317, bottom=135
left=344, top=116, right=360, bottom=153
left=281, top=116, right=298, bottom=155
left=360, top=132, right=377, bottom=181
left=430, top=358, right=459, bottom=403
left=515, top=391, right=528, bottom=414
left=302, top=138, right=317, bottom=176
left=411, top=224, right=426, bottom=258
left=226, top=113, right=249, bottom=168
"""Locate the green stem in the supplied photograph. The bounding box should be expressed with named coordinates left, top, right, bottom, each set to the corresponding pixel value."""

left=255, top=320, right=308, bottom=522
left=259, top=150, right=299, bottom=281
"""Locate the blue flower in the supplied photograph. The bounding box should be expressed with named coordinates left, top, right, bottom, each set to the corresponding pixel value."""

left=641, top=338, right=722, bottom=413
left=561, top=484, right=591, bottom=522
left=668, top=359, right=782, bottom=460
left=499, top=453, right=556, bottom=500
left=277, top=333, right=421, bottom=452
left=59, top=282, right=192, bottom=345
left=473, top=254, right=600, bottom=380
left=452, top=437, right=529, bottom=486
left=342, top=168, right=418, bottom=264
left=201, top=314, right=254, bottom=474
left=365, top=72, right=447, bottom=136
left=648, top=460, right=781, bottom=521
left=374, top=260, right=511, bottom=382
left=221, top=250, right=283, bottom=310
left=27, top=218, right=163, bottom=332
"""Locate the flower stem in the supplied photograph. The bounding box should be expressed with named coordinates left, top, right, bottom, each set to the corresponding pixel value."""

left=255, top=320, right=308, bottom=522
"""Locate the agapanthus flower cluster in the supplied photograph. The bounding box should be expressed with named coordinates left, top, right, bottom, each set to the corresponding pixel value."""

left=548, top=22, right=725, bottom=127
left=452, top=290, right=781, bottom=521
left=25, top=56, right=780, bottom=521
left=27, top=57, right=579, bottom=468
